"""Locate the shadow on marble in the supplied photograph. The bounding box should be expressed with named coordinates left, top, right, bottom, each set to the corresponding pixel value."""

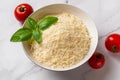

left=40, top=63, right=90, bottom=80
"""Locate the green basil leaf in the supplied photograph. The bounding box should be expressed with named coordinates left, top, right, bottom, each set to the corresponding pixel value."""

left=38, top=17, right=58, bottom=30
left=27, top=17, right=37, bottom=29
left=10, top=28, right=32, bottom=42
left=33, top=29, right=42, bottom=43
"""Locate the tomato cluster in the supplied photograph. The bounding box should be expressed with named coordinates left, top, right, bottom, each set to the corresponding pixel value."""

left=88, top=33, right=120, bottom=69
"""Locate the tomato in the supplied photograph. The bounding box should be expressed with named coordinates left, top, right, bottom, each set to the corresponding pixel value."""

left=88, top=52, right=105, bottom=69
left=105, top=33, right=120, bottom=53
left=14, top=3, right=33, bottom=23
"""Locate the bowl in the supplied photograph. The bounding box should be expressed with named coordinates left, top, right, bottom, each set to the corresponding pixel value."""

left=22, top=4, right=98, bottom=71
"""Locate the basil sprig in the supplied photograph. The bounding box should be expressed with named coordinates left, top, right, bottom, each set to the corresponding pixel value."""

left=10, top=17, right=58, bottom=43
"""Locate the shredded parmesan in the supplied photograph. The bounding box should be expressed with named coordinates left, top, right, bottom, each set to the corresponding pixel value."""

left=29, top=12, right=91, bottom=69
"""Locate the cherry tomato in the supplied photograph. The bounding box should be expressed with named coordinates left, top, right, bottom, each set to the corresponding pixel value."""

left=105, top=33, right=120, bottom=53
left=14, top=3, right=33, bottom=23
left=88, top=52, right=105, bottom=69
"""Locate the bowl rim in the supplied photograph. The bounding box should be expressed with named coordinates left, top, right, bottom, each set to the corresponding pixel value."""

left=22, top=3, right=98, bottom=71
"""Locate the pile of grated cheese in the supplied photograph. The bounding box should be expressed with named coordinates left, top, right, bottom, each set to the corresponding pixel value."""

left=29, top=12, right=91, bottom=69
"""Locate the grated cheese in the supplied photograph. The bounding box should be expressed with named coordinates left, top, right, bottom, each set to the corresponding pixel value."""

left=29, top=12, right=91, bottom=69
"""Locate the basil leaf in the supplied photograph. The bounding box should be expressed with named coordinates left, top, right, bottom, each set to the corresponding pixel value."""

left=10, top=28, right=32, bottom=42
left=33, top=29, right=42, bottom=43
left=27, top=17, right=37, bottom=29
left=38, top=17, right=58, bottom=30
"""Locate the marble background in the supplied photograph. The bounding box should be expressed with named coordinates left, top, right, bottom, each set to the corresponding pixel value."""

left=0, top=0, right=120, bottom=80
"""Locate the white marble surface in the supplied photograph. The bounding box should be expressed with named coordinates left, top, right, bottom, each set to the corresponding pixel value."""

left=1, top=0, right=120, bottom=80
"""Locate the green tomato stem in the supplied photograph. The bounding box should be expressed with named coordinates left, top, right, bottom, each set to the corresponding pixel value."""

left=19, top=7, right=26, bottom=12
left=112, top=45, right=118, bottom=52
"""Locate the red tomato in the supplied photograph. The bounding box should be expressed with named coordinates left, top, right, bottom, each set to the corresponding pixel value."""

left=14, top=3, right=33, bottom=23
left=88, top=52, right=105, bottom=69
left=105, top=33, right=120, bottom=53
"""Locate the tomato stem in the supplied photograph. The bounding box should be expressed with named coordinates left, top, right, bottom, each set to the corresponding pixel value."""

left=19, top=7, right=25, bottom=12
left=96, top=54, right=103, bottom=59
left=112, top=45, right=118, bottom=52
